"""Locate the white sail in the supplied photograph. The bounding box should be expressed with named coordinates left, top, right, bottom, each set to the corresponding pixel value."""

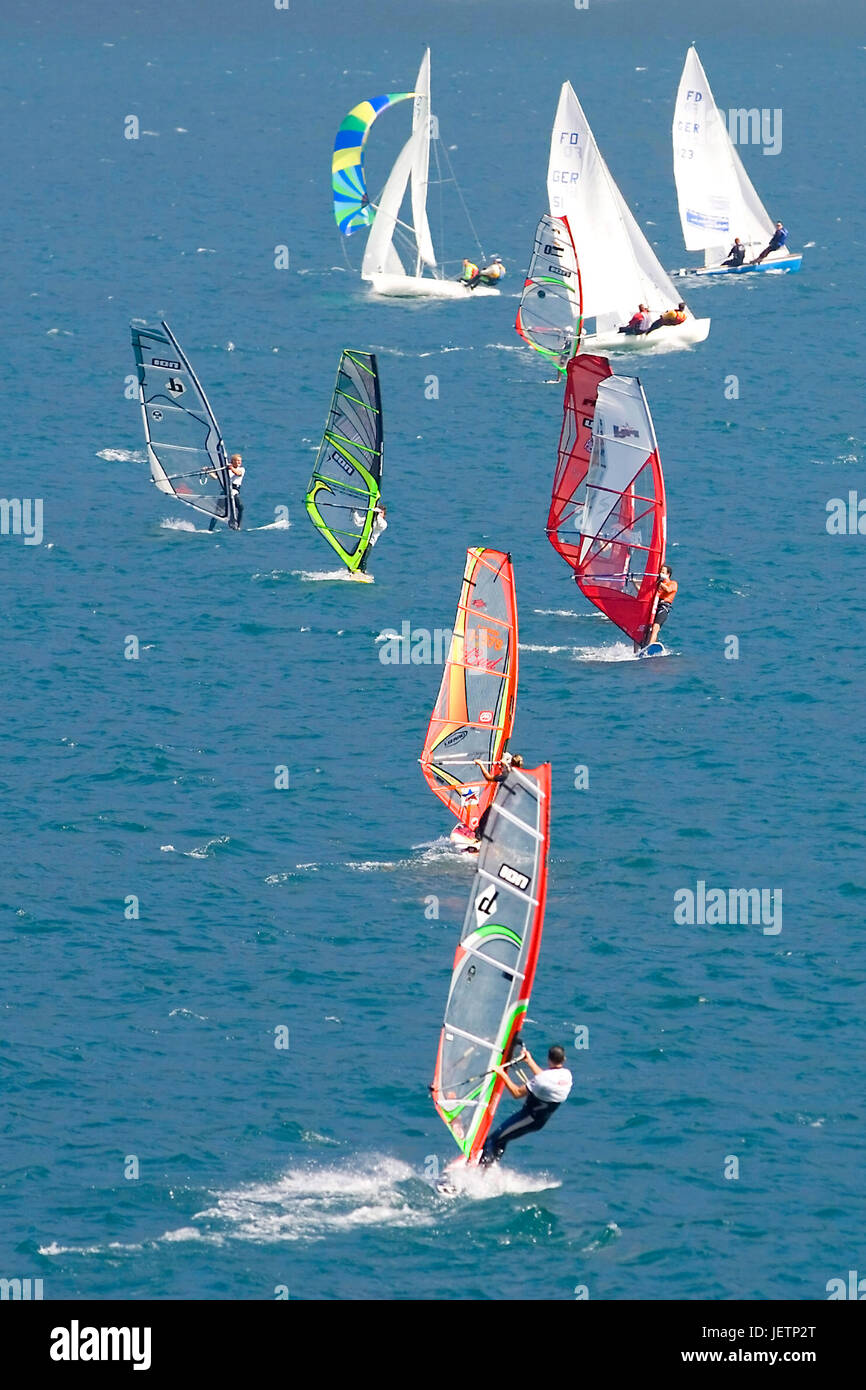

left=547, top=81, right=682, bottom=334
left=361, top=133, right=414, bottom=279
left=673, top=46, right=775, bottom=265
left=411, top=48, right=436, bottom=271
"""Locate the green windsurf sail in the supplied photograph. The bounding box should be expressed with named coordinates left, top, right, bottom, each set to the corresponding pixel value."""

left=305, top=350, right=384, bottom=572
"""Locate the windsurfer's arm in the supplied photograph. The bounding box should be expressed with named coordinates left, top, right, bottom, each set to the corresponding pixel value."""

left=495, top=1065, right=527, bottom=1099
left=473, top=759, right=497, bottom=784
left=521, top=1048, right=543, bottom=1077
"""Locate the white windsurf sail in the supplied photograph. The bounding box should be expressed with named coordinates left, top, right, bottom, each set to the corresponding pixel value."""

left=673, top=46, right=779, bottom=267
left=515, top=214, right=582, bottom=371
left=131, top=320, right=237, bottom=526
left=547, top=81, right=709, bottom=347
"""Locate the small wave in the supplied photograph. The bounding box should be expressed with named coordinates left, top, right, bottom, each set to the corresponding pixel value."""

left=345, top=860, right=398, bottom=872
left=532, top=608, right=604, bottom=619
left=97, top=447, right=147, bottom=463
left=518, top=643, right=574, bottom=654
left=159, top=517, right=213, bottom=533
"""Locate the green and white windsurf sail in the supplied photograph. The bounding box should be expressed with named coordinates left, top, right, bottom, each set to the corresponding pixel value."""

left=131, top=320, right=237, bottom=526
left=305, top=350, right=384, bottom=572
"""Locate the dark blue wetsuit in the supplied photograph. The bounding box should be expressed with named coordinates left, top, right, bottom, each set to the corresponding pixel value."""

left=480, top=1091, right=561, bottom=1165
left=755, top=226, right=788, bottom=263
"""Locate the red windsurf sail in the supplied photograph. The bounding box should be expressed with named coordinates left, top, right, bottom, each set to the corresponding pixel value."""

left=420, top=548, right=518, bottom=830
left=548, top=354, right=666, bottom=644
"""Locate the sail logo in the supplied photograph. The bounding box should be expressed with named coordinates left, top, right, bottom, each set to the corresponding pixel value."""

left=826, top=492, right=866, bottom=535
left=151, top=357, right=181, bottom=370
left=167, top=378, right=185, bottom=394
left=49, top=1321, right=152, bottom=1371
left=613, top=424, right=639, bottom=439
left=0, top=498, right=43, bottom=546
left=478, top=711, right=494, bottom=725
left=499, top=864, right=530, bottom=892
left=674, top=881, right=782, bottom=935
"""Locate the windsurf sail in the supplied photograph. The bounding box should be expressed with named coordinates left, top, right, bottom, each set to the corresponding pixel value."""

left=515, top=213, right=582, bottom=370
left=431, top=762, right=551, bottom=1163
left=305, top=350, right=384, bottom=572
left=332, top=92, right=414, bottom=236
left=420, top=549, right=518, bottom=830
left=131, top=320, right=237, bottom=525
left=548, top=354, right=666, bottom=645
left=673, top=46, right=779, bottom=267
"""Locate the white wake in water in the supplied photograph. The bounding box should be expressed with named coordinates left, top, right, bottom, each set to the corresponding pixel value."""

left=572, top=641, right=640, bottom=663
left=159, top=517, right=214, bottom=534
left=435, top=1162, right=561, bottom=1202
left=97, top=447, right=147, bottom=463
left=294, top=569, right=373, bottom=583
left=249, top=516, right=290, bottom=531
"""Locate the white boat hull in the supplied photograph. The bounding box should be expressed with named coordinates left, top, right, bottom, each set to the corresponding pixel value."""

left=585, top=316, right=711, bottom=354
left=366, top=273, right=500, bottom=299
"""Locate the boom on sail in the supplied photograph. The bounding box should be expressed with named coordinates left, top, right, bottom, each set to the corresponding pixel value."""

left=131, top=320, right=238, bottom=527
left=548, top=354, right=667, bottom=645
left=420, top=548, right=518, bottom=830
left=305, top=350, right=384, bottom=576
left=431, top=763, right=551, bottom=1163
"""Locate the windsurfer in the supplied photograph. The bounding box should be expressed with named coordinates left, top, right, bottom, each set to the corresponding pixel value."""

left=647, top=302, right=688, bottom=332
left=469, top=752, right=523, bottom=850
left=479, top=1044, right=573, bottom=1166
left=721, top=237, right=746, bottom=268
left=618, top=304, right=651, bottom=335
left=751, top=221, right=787, bottom=264
left=356, top=503, right=387, bottom=573
left=639, top=563, right=677, bottom=650
left=227, top=453, right=245, bottom=530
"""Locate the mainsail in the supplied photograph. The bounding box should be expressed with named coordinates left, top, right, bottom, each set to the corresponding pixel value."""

left=305, top=350, right=384, bottom=572
left=431, top=763, right=551, bottom=1163
left=515, top=214, right=582, bottom=370
left=131, top=320, right=237, bottom=525
left=549, top=354, right=666, bottom=644
left=332, top=92, right=414, bottom=236
left=547, top=81, right=703, bottom=341
left=673, top=47, right=777, bottom=266
left=420, top=549, right=518, bottom=830
left=360, top=49, right=435, bottom=283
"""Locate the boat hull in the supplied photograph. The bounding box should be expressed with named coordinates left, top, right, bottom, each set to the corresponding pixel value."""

left=366, top=273, right=500, bottom=299
left=585, top=316, right=711, bottom=354
left=673, top=255, right=802, bottom=278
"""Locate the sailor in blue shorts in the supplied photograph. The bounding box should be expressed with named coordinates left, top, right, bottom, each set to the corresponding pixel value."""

left=480, top=1044, right=573, bottom=1165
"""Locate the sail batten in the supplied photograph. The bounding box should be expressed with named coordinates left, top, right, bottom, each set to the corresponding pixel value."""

left=305, top=350, right=384, bottom=573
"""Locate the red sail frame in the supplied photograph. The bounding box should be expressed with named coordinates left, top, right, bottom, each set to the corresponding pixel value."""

left=548, top=354, right=667, bottom=645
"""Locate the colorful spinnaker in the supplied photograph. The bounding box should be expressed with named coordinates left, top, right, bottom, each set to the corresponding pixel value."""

left=420, top=549, right=518, bottom=830
left=549, top=354, right=666, bottom=645
left=515, top=213, right=582, bottom=372
left=332, top=93, right=414, bottom=236
left=131, top=320, right=238, bottom=527
left=305, top=350, right=384, bottom=573
left=431, top=762, right=551, bottom=1163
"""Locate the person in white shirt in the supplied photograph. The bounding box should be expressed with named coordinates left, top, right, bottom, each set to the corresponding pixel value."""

left=227, top=453, right=245, bottom=530
left=355, top=503, right=387, bottom=573
left=479, top=1042, right=573, bottom=1166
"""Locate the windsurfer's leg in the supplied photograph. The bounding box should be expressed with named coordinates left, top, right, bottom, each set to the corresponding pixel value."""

left=208, top=517, right=218, bottom=532
left=480, top=1103, right=552, bottom=1165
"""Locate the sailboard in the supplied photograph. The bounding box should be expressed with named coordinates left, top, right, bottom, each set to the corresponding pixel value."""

left=548, top=353, right=666, bottom=646
left=333, top=50, right=497, bottom=299
left=131, top=320, right=238, bottom=527
left=420, top=548, right=518, bottom=831
left=671, top=47, right=802, bottom=277
left=515, top=214, right=583, bottom=373
left=431, top=762, right=551, bottom=1164
left=305, top=350, right=384, bottom=576
left=547, top=81, right=710, bottom=352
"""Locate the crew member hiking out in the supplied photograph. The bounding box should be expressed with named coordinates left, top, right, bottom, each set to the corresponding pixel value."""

left=479, top=1043, right=573, bottom=1166
left=647, top=303, right=688, bottom=333
left=618, top=303, right=651, bottom=335
left=639, top=562, right=677, bottom=650
left=460, top=258, right=480, bottom=287
left=752, top=221, right=787, bottom=264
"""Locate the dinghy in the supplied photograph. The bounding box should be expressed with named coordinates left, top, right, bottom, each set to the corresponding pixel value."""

left=332, top=50, right=498, bottom=299
left=671, top=47, right=802, bottom=277
left=547, top=82, right=710, bottom=352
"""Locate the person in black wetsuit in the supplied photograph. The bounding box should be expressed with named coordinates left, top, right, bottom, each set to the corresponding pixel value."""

left=722, top=237, right=746, bottom=267
left=479, top=1044, right=573, bottom=1166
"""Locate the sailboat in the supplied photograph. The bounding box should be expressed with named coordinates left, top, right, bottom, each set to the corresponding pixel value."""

left=671, top=47, right=802, bottom=277
left=131, top=320, right=240, bottom=529
left=431, top=762, right=551, bottom=1169
left=420, top=548, right=518, bottom=849
left=548, top=82, right=710, bottom=353
left=515, top=213, right=583, bottom=375
left=332, top=50, right=499, bottom=298
left=548, top=354, right=668, bottom=653
left=305, top=350, right=384, bottom=582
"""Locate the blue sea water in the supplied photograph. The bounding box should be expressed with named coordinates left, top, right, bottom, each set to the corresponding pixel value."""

left=1, top=0, right=865, bottom=1301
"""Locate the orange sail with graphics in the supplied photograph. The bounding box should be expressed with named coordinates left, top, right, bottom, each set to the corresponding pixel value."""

left=420, top=548, right=518, bottom=830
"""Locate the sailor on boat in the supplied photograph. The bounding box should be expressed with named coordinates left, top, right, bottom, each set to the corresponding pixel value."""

left=461, top=256, right=506, bottom=289
left=459, top=258, right=480, bottom=287
left=618, top=304, right=651, bottom=336
left=355, top=503, right=387, bottom=574
left=721, top=237, right=746, bottom=268
left=639, top=563, right=677, bottom=651
left=751, top=221, right=788, bottom=265
left=227, top=453, right=245, bottom=530
left=479, top=1042, right=573, bottom=1166
left=647, top=302, right=688, bottom=333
